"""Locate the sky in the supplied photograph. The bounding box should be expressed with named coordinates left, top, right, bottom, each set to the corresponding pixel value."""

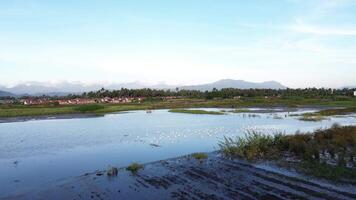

left=0, top=0, right=356, bottom=88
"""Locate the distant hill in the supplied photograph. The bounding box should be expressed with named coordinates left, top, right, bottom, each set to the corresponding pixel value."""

left=180, top=79, right=287, bottom=91
left=0, top=90, right=15, bottom=97
left=0, top=81, right=158, bottom=96
left=0, top=79, right=287, bottom=96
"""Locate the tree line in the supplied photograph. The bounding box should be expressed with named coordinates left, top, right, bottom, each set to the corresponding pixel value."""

left=79, top=87, right=356, bottom=99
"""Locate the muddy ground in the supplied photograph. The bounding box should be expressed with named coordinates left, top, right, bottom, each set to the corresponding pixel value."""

left=6, top=152, right=356, bottom=200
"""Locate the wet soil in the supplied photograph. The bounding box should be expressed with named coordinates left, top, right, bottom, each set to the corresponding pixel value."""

left=8, top=153, right=356, bottom=200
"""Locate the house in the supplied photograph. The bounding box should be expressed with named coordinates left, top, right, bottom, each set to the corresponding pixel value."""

left=58, top=98, right=95, bottom=105
left=354, top=91, right=356, bottom=96
left=23, top=99, right=46, bottom=105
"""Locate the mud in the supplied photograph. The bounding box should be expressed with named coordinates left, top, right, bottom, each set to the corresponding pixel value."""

left=8, top=152, right=356, bottom=200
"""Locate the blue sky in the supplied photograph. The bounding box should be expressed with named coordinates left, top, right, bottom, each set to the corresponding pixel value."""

left=1, top=0, right=356, bottom=88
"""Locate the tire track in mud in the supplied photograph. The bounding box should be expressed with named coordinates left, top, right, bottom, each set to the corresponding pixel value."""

left=14, top=153, right=356, bottom=200
left=132, top=155, right=356, bottom=200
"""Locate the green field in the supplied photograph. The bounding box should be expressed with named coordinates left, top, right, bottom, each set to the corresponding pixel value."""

left=0, top=97, right=355, bottom=118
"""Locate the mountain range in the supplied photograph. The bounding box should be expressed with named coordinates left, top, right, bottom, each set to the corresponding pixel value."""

left=181, top=79, right=286, bottom=91
left=0, top=90, right=14, bottom=97
left=0, top=79, right=287, bottom=96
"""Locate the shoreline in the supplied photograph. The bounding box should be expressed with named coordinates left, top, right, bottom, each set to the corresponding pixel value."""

left=0, top=113, right=103, bottom=124
left=9, top=152, right=356, bottom=200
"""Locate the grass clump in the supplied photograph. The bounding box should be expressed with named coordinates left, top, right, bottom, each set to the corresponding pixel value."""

left=219, top=131, right=283, bottom=160
left=126, top=163, right=143, bottom=174
left=191, top=153, right=208, bottom=160
left=74, top=104, right=105, bottom=112
left=169, top=109, right=224, bottom=115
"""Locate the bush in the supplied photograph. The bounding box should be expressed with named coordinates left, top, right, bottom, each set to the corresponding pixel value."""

left=219, top=131, right=278, bottom=160
left=126, top=163, right=143, bottom=174
left=191, top=153, right=208, bottom=160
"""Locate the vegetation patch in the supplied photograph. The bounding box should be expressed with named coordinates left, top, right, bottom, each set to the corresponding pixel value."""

left=1, top=97, right=355, bottom=118
left=74, top=104, right=105, bottom=112
left=191, top=153, right=208, bottom=160
left=316, top=107, right=356, bottom=116
left=126, top=163, right=143, bottom=174
left=169, top=109, right=224, bottom=115
left=297, top=161, right=356, bottom=181
left=298, top=115, right=327, bottom=122
left=219, top=125, right=356, bottom=181
left=302, top=107, right=356, bottom=119
left=229, top=109, right=251, bottom=113
left=219, top=131, right=280, bottom=160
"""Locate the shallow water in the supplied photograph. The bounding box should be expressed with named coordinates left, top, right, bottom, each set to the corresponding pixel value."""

left=0, top=108, right=355, bottom=197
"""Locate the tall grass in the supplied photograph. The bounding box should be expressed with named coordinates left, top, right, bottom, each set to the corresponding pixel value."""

left=219, top=125, right=356, bottom=166
left=219, top=125, right=356, bottom=181
left=219, top=131, right=285, bottom=160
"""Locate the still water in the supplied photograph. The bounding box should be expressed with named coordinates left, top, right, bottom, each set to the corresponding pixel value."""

left=0, top=108, right=355, bottom=196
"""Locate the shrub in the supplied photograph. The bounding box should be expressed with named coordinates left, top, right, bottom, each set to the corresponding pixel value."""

left=126, top=163, right=143, bottom=174
left=219, top=131, right=278, bottom=160
left=191, top=153, right=208, bottom=160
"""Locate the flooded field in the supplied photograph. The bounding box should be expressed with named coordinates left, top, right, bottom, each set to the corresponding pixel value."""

left=0, top=108, right=355, bottom=197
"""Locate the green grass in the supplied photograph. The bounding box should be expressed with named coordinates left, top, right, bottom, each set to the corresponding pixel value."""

left=298, top=107, right=356, bottom=122
left=126, top=163, right=143, bottom=174
left=74, top=104, right=105, bottom=112
left=191, top=153, right=208, bottom=160
left=313, top=107, right=356, bottom=116
left=0, top=97, right=355, bottom=118
left=219, top=131, right=279, bottom=160
left=298, top=161, right=356, bottom=181
left=219, top=125, right=356, bottom=181
left=169, top=109, right=225, bottom=115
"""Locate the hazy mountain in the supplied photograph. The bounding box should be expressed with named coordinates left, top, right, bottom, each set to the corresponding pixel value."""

left=341, top=86, right=356, bottom=89
left=0, top=79, right=287, bottom=96
left=0, top=81, right=170, bottom=96
left=0, top=90, right=15, bottom=97
left=180, top=79, right=286, bottom=91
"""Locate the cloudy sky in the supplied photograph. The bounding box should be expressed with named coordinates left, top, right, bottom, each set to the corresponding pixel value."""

left=1, top=0, right=356, bottom=88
